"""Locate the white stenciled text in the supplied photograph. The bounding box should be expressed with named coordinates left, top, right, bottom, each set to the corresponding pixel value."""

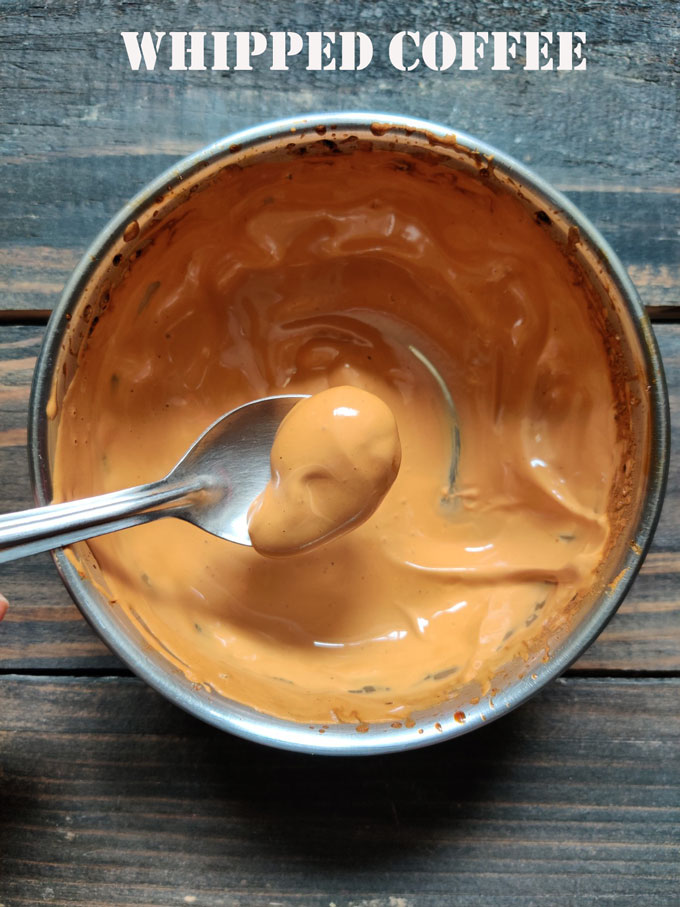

left=120, top=30, right=587, bottom=73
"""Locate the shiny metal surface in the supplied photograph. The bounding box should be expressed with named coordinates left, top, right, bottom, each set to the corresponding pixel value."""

left=28, top=112, right=670, bottom=756
left=0, top=395, right=303, bottom=563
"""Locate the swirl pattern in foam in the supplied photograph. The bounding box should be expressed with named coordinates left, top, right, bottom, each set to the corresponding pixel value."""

left=52, top=148, right=629, bottom=723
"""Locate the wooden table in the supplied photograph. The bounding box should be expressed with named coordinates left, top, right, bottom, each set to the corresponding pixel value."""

left=1, top=2, right=678, bottom=904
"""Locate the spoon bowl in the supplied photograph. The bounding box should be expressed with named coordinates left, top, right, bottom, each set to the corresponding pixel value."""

left=171, top=395, right=307, bottom=544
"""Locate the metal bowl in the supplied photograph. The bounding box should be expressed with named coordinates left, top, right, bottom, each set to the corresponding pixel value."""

left=28, top=113, right=669, bottom=754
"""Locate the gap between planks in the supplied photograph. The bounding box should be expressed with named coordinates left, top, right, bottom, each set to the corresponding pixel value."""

left=2, top=306, right=680, bottom=327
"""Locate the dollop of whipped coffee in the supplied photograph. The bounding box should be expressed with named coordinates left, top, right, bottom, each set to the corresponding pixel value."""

left=52, top=145, right=633, bottom=724
left=248, top=386, right=401, bottom=556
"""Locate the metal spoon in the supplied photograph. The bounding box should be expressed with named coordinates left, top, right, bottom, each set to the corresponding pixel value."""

left=0, top=395, right=306, bottom=564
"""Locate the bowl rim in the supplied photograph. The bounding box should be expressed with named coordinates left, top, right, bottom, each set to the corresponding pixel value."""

left=28, top=111, right=670, bottom=755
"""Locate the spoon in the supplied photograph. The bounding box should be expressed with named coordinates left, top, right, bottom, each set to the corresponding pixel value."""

left=0, top=395, right=306, bottom=564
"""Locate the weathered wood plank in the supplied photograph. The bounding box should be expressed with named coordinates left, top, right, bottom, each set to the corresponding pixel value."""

left=1, top=323, right=679, bottom=672
left=0, top=0, right=678, bottom=309
left=1, top=2, right=677, bottom=902
left=1, top=0, right=676, bottom=179
left=0, top=675, right=678, bottom=905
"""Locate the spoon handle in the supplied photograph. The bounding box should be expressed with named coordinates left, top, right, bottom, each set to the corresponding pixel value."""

left=0, top=479, right=196, bottom=564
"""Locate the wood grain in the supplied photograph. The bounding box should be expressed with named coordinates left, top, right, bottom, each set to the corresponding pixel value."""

left=1, top=1, right=678, bottom=904
left=1, top=323, right=679, bottom=673
left=0, top=675, right=678, bottom=905
left=1, top=0, right=678, bottom=310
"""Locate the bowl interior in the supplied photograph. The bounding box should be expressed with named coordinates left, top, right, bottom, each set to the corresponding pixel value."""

left=29, top=115, right=668, bottom=754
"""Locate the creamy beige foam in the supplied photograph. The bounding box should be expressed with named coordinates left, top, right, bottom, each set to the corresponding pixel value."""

left=52, top=146, right=631, bottom=724
left=248, top=386, right=401, bottom=556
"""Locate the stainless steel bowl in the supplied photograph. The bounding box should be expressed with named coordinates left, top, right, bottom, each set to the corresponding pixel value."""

left=28, top=113, right=669, bottom=754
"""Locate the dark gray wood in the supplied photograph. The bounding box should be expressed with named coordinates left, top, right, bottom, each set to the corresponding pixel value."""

left=0, top=2, right=678, bottom=902
left=0, top=675, right=678, bottom=905
left=0, top=0, right=678, bottom=309
left=1, top=322, right=679, bottom=672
